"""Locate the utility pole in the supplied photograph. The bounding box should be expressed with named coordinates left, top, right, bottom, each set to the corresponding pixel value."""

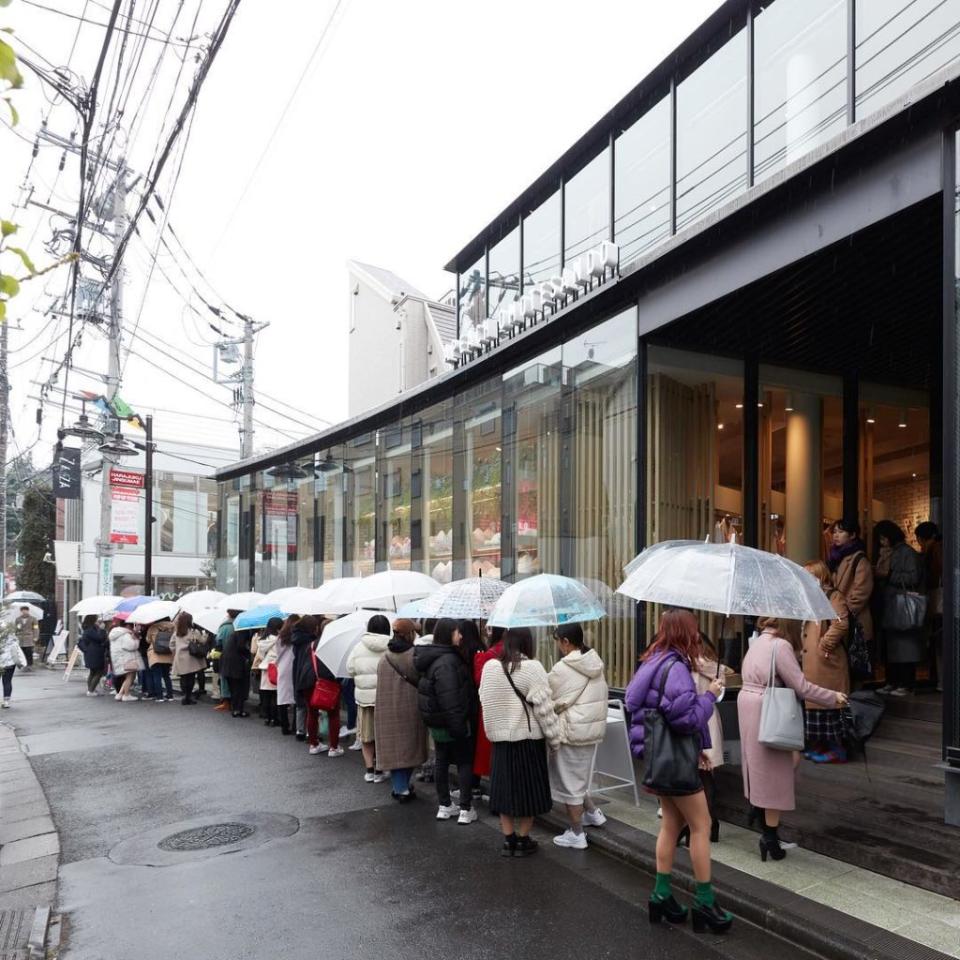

left=213, top=316, right=268, bottom=459
left=144, top=414, right=153, bottom=594
left=241, top=315, right=254, bottom=459
left=96, top=162, right=126, bottom=595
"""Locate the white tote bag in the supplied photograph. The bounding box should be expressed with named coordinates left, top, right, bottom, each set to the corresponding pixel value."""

left=758, top=640, right=804, bottom=752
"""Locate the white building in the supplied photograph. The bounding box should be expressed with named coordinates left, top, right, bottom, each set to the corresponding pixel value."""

left=59, top=438, right=237, bottom=607
left=347, top=260, right=456, bottom=418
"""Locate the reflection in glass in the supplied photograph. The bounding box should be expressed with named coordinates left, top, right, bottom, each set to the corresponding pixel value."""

left=382, top=424, right=412, bottom=571
left=462, top=388, right=502, bottom=579
left=316, top=446, right=345, bottom=582
left=459, top=255, right=485, bottom=329
left=159, top=473, right=200, bottom=555
left=856, top=0, right=960, bottom=118
left=754, top=0, right=847, bottom=182
left=260, top=471, right=298, bottom=590
left=522, top=189, right=561, bottom=288
left=615, top=96, right=671, bottom=266
left=564, top=147, right=610, bottom=265
left=487, top=228, right=520, bottom=323
left=423, top=402, right=454, bottom=584
left=346, top=434, right=376, bottom=577
left=296, top=462, right=315, bottom=587
left=676, top=30, right=748, bottom=230
left=563, top=308, right=637, bottom=688
left=504, top=347, right=562, bottom=579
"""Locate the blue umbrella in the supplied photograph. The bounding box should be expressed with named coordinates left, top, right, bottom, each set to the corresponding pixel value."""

left=234, top=604, right=284, bottom=631
left=113, top=595, right=153, bottom=621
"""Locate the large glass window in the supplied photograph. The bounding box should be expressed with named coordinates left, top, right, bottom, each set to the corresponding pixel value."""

left=856, top=0, right=960, bottom=118
left=522, top=188, right=561, bottom=288
left=754, top=0, right=847, bottom=182
left=564, top=147, right=610, bottom=266
left=316, top=446, right=345, bottom=583
left=158, top=473, right=200, bottom=555
left=260, top=473, right=298, bottom=590
left=295, top=460, right=315, bottom=587
left=487, top=227, right=520, bottom=323
left=504, top=347, right=562, bottom=578
left=614, top=96, right=671, bottom=267
left=459, top=385, right=502, bottom=579
left=676, top=29, right=748, bottom=231
left=346, top=433, right=377, bottom=576
left=423, top=402, right=454, bottom=584
left=564, top=308, right=637, bottom=688
left=381, top=423, right=412, bottom=570
left=459, top=254, right=485, bottom=329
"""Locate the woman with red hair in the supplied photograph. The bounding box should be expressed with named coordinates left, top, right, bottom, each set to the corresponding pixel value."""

left=625, top=609, right=731, bottom=934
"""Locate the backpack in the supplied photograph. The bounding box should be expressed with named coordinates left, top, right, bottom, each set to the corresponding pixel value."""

left=187, top=631, right=209, bottom=659
left=153, top=629, right=173, bottom=656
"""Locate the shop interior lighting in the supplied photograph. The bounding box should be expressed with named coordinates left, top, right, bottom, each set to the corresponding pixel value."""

left=717, top=423, right=725, bottom=431
left=866, top=406, right=876, bottom=424
left=899, top=408, right=909, bottom=428
left=785, top=393, right=795, bottom=412
left=735, top=402, right=744, bottom=409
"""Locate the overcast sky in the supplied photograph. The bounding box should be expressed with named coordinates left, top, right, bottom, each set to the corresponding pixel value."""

left=2, top=0, right=722, bottom=467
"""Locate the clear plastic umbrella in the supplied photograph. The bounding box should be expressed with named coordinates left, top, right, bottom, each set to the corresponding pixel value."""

left=176, top=590, right=225, bottom=616
left=312, top=578, right=362, bottom=615
left=315, top=610, right=397, bottom=677
left=487, top=574, right=606, bottom=628
left=70, top=595, right=124, bottom=617
left=400, top=577, right=509, bottom=620
left=127, top=599, right=179, bottom=625
left=1, top=603, right=42, bottom=622
left=352, top=570, right=441, bottom=612
left=3, top=590, right=45, bottom=603
left=617, top=540, right=837, bottom=620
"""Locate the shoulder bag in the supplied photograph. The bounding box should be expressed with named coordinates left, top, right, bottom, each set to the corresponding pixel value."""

left=309, top=648, right=341, bottom=711
left=758, top=640, right=805, bottom=751
left=641, top=658, right=702, bottom=796
left=187, top=631, right=210, bottom=659
left=385, top=652, right=419, bottom=689
left=501, top=662, right=532, bottom=732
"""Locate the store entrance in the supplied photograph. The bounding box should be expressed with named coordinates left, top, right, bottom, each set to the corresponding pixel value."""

left=645, top=194, right=956, bottom=896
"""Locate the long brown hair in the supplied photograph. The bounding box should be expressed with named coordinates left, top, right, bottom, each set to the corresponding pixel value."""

left=641, top=610, right=703, bottom=666
left=174, top=611, right=193, bottom=637
left=278, top=613, right=301, bottom=646
left=757, top=616, right=803, bottom=653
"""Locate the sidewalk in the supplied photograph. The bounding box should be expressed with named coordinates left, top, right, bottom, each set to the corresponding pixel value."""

left=541, top=789, right=960, bottom=960
left=0, top=721, right=57, bottom=958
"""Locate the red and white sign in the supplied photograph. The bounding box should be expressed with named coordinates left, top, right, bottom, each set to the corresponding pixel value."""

left=109, top=469, right=143, bottom=544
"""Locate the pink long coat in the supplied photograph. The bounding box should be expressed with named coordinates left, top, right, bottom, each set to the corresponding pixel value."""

left=737, top=630, right=836, bottom=811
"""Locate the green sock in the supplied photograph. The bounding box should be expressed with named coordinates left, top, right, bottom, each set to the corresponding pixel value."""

left=694, top=881, right=715, bottom=907
left=653, top=873, right=673, bottom=900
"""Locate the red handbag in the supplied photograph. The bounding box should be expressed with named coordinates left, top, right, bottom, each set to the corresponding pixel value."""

left=309, top=650, right=341, bottom=711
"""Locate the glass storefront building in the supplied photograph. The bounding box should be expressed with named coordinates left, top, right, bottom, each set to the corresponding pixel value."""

left=216, top=0, right=960, bottom=818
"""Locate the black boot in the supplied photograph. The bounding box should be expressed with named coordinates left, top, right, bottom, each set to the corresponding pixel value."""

left=514, top=834, right=539, bottom=857
left=747, top=805, right=764, bottom=830
left=759, top=825, right=786, bottom=862
left=500, top=833, right=518, bottom=858
left=648, top=895, right=688, bottom=924
left=692, top=902, right=733, bottom=933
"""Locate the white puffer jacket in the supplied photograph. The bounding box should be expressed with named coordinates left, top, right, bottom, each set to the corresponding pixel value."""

left=346, top=631, right=389, bottom=707
left=479, top=657, right=562, bottom=748
left=548, top=648, right=608, bottom=746
left=109, top=626, right=143, bottom=675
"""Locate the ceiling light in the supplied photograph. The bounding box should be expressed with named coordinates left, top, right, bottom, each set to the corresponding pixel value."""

left=865, top=405, right=876, bottom=424
left=735, top=402, right=743, bottom=410
left=898, top=408, right=908, bottom=429
left=717, top=423, right=725, bottom=431
left=785, top=392, right=795, bottom=412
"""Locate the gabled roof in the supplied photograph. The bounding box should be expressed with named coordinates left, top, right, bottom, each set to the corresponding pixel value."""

left=349, top=260, right=428, bottom=302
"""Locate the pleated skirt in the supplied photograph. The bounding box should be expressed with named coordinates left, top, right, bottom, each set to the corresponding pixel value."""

left=489, top=739, right=552, bottom=818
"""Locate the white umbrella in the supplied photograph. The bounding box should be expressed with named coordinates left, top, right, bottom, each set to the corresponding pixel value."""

left=127, top=599, right=180, bottom=625
left=311, top=577, right=362, bottom=615
left=315, top=610, right=396, bottom=677
left=401, top=577, right=509, bottom=620
left=280, top=588, right=336, bottom=617
left=1, top=603, right=42, bottom=622
left=193, top=607, right=229, bottom=636
left=176, top=590, right=225, bottom=615
left=70, top=595, right=124, bottom=617
left=264, top=586, right=311, bottom=606
left=487, top=574, right=606, bottom=628
left=617, top=540, right=837, bottom=620
left=218, top=591, right=265, bottom=612
left=3, top=590, right=45, bottom=603
left=352, top=570, right=441, bottom=612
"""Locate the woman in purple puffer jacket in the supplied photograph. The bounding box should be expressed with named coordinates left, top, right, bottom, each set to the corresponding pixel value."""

left=625, top=609, right=731, bottom=935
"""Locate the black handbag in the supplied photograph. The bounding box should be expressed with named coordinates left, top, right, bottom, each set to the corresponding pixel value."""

left=641, top=658, right=702, bottom=797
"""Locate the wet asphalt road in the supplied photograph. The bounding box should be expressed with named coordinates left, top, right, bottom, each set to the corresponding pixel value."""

left=5, top=669, right=818, bottom=960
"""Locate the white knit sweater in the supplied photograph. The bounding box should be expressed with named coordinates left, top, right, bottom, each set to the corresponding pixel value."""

left=479, top=657, right=562, bottom=748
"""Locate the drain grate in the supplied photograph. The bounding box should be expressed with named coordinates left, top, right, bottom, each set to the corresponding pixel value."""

left=157, top=822, right=255, bottom=852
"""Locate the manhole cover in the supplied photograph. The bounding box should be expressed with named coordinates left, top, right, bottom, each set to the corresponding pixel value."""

left=158, top=822, right=256, bottom=852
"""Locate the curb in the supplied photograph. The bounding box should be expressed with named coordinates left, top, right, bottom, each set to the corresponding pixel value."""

left=536, top=809, right=953, bottom=960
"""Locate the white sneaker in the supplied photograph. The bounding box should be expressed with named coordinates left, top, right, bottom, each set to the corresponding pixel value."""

left=436, top=803, right=459, bottom=820
left=85, top=691, right=97, bottom=697
left=364, top=771, right=376, bottom=783
left=553, top=828, right=588, bottom=849
left=120, top=695, right=139, bottom=702
left=372, top=771, right=388, bottom=783
left=889, top=687, right=910, bottom=697
left=1, top=699, right=9, bottom=709
left=348, top=737, right=362, bottom=751
left=457, top=808, right=478, bottom=825
left=339, top=725, right=356, bottom=737
left=582, top=808, right=607, bottom=827
left=114, top=693, right=122, bottom=701
left=327, top=747, right=344, bottom=758
left=308, top=743, right=328, bottom=755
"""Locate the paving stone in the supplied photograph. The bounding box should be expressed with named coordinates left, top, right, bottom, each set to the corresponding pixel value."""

left=0, top=816, right=55, bottom=846
left=0, top=855, right=58, bottom=894
left=0, top=772, right=36, bottom=791
left=0, top=881, right=57, bottom=912
left=0, top=801, right=50, bottom=824
left=0, top=786, right=46, bottom=807
left=0, top=833, right=59, bottom=867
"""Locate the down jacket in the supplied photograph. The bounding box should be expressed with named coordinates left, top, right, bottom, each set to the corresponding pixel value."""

left=109, top=626, right=143, bottom=675
left=346, top=631, right=389, bottom=706
left=478, top=656, right=562, bottom=748
left=413, top=643, right=476, bottom=740
left=624, top=652, right=716, bottom=759
left=548, top=648, right=608, bottom=746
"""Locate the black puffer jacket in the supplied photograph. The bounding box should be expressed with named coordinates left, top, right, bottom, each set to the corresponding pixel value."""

left=413, top=644, right=476, bottom=740
left=78, top=625, right=108, bottom=671
left=220, top=628, right=252, bottom=680
left=293, top=628, right=336, bottom=693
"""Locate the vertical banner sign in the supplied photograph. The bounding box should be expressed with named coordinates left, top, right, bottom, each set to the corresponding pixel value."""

left=109, top=468, right=145, bottom=544
left=53, top=447, right=82, bottom=500
left=99, top=554, right=114, bottom=596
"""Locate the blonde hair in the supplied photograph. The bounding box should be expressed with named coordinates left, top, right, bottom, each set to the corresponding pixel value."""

left=757, top=616, right=803, bottom=653
left=804, top=559, right=832, bottom=589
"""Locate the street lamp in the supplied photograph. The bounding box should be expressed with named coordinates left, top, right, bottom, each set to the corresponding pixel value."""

left=98, top=431, right=137, bottom=458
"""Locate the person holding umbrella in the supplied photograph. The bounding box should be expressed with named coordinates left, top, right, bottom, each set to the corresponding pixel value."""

left=170, top=612, right=209, bottom=705
left=78, top=615, right=109, bottom=696
left=220, top=625, right=254, bottom=717
left=213, top=610, right=241, bottom=712
left=0, top=624, right=27, bottom=707
left=12, top=605, right=38, bottom=672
